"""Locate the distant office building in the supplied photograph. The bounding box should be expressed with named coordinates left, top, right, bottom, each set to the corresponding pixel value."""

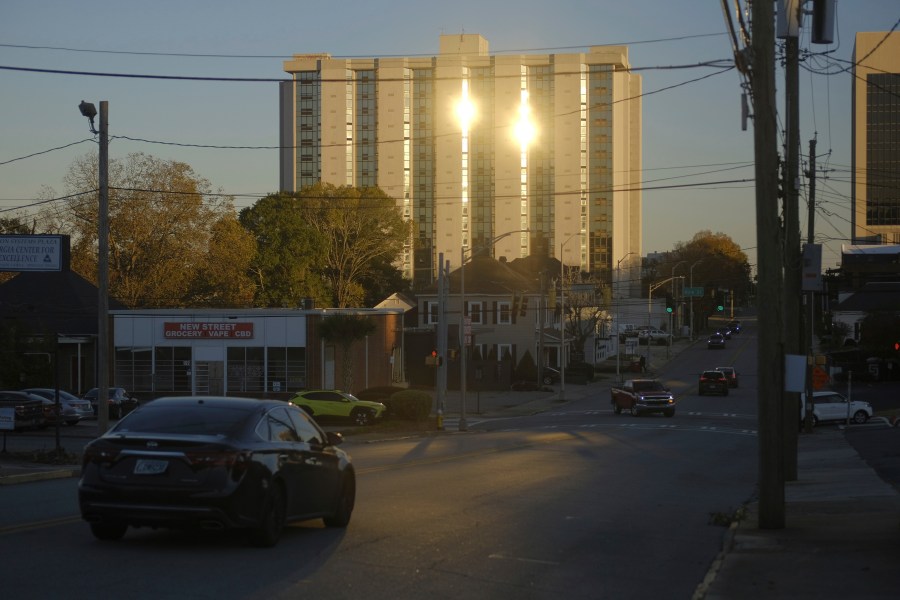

left=852, top=31, right=900, bottom=245
left=280, top=34, right=643, bottom=295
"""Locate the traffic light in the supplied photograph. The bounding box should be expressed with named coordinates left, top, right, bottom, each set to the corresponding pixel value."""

left=426, top=349, right=443, bottom=366
left=894, top=341, right=900, bottom=352
left=716, top=291, right=725, bottom=312
left=665, top=294, right=674, bottom=314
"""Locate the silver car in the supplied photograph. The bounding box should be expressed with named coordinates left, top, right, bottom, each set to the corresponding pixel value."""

left=22, top=388, right=94, bottom=425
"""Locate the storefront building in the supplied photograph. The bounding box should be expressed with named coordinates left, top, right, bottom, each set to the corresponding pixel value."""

left=111, top=308, right=403, bottom=400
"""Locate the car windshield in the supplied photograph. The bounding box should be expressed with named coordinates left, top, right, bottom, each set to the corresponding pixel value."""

left=110, top=404, right=251, bottom=436
left=703, top=372, right=724, bottom=379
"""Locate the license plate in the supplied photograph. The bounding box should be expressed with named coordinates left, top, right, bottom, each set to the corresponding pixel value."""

left=134, top=458, right=168, bottom=475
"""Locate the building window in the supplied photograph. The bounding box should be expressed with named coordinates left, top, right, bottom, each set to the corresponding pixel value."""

left=497, top=301, right=512, bottom=325
left=467, top=300, right=483, bottom=324
left=496, top=343, right=513, bottom=360
left=266, top=347, right=307, bottom=392
left=227, top=347, right=265, bottom=393
left=153, top=346, right=193, bottom=393
left=114, top=347, right=153, bottom=392
left=426, top=301, right=439, bottom=325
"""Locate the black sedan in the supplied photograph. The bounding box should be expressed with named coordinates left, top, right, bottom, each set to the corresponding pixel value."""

left=78, top=396, right=356, bottom=547
left=82, top=387, right=140, bottom=419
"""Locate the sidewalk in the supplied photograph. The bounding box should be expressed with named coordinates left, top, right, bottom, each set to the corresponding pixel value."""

left=698, top=425, right=900, bottom=599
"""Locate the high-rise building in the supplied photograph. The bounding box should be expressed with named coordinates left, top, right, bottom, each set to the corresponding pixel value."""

left=280, top=34, right=642, bottom=294
left=852, top=31, right=900, bottom=245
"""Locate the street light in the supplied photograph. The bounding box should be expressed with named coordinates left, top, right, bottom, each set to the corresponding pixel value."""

left=615, top=251, right=637, bottom=382
left=459, top=229, right=530, bottom=431
left=559, top=233, right=581, bottom=403
left=671, top=261, right=687, bottom=335
left=689, top=259, right=704, bottom=340
left=79, top=100, right=110, bottom=435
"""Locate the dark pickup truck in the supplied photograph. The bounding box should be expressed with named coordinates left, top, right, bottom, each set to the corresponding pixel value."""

left=610, top=379, right=676, bottom=417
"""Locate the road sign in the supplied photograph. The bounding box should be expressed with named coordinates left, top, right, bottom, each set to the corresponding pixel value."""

left=812, top=366, right=829, bottom=390
left=683, top=286, right=704, bottom=297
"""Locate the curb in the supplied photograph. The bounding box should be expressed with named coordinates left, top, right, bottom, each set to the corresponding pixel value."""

left=0, top=468, right=78, bottom=485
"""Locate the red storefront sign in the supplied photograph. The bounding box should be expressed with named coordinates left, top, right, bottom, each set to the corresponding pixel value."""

left=163, top=322, right=254, bottom=339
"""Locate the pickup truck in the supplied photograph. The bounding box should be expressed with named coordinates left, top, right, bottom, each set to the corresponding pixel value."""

left=610, top=379, right=676, bottom=417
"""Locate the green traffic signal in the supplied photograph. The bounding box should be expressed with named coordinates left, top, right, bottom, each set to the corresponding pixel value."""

left=717, top=305, right=724, bottom=312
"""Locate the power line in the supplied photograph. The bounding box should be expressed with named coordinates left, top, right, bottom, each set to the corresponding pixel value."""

left=0, top=139, right=95, bottom=166
left=0, top=32, right=728, bottom=60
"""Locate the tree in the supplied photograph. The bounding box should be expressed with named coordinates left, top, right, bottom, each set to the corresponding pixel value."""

left=654, top=230, right=753, bottom=320
left=188, top=214, right=257, bottom=307
left=562, top=268, right=611, bottom=363
left=299, top=183, right=410, bottom=308
left=239, top=192, right=329, bottom=308
left=44, top=152, right=248, bottom=308
left=241, top=184, right=410, bottom=308
left=318, top=313, right=376, bottom=392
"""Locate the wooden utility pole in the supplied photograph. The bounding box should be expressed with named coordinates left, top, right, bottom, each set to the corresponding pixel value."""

left=804, top=138, right=818, bottom=433
left=782, top=7, right=802, bottom=482
left=752, top=0, right=785, bottom=529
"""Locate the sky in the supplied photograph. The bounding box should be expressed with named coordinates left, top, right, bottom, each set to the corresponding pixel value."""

left=1, top=0, right=898, bottom=274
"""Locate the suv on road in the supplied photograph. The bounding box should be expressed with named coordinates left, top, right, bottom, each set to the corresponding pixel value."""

left=716, top=366, right=739, bottom=388
left=698, top=370, right=729, bottom=396
left=800, top=390, right=873, bottom=426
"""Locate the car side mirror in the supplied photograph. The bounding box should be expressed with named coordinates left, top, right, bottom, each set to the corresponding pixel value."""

left=326, top=431, right=344, bottom=446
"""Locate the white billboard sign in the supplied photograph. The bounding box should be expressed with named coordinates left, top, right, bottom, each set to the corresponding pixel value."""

left=0, top=235, right=65, bottom=272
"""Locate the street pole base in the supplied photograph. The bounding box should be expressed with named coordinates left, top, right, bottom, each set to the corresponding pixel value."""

left=458, top=418, right=468, bottom=432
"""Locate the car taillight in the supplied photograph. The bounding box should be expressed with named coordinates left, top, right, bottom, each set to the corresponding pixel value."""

left=184, top=450, right=251, bottom=479
left=82, top=445, right=121, bottom=468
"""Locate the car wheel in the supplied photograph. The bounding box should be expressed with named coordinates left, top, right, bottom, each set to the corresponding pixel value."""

left=698, top=388, right=704, bottom=396
left=250, top=484, right=286, bottom=548
left=852, top=411, right=869, bottom=424
left=542, top=375, right=553, bottom=385
left=90, top=521, right=127, bottom=541
left=66, top=419, right=80, bottom=426
left=351, top=409, right=373, bottom=426
left=613, top=401, right=622, bottom=415
left=664, top=410, right=675, bottom=418
left=630, top=404, right=640, bottom=417
left=323, top=472, right=356, bottom=528
left=723, top=389, right=729, bottom=396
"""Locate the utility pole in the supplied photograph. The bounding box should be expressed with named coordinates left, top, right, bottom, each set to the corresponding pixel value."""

left=753, top=0, right=785, bottom=529
left=98, top=101, right=110, bottom=435
left=436, top=253, right=447, bottom=430
left=782, top=2, right=802, bottom=482
left=804, top=138, right=818, bottom=432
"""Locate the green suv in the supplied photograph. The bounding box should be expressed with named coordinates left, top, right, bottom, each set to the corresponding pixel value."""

left=288, top=390, right=386, bottom=426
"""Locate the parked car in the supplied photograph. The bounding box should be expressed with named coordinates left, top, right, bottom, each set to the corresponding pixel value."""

left=22, top=388, right=93, bottom=425
left=715, top=367, right=739, bottom=388
left=800, top=390, right=873, bottom=426
left=83, top=387, right=140, bottom=419
left=0, top=390, right=46, bottom=430
left=78, top=396, right=355, bottom=546
left=542, top=367, right=561, bottom=385
left=638, top=329, right=672, bottom=345
left=288, top=390, right=386, bottom=426
left=698, top=370, right=729, bottom=396
left=610, top=378, right=676, bottom=417
left=728, top=320, right=742, bottom=334
left=707, top=333, right=726, bottom=349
